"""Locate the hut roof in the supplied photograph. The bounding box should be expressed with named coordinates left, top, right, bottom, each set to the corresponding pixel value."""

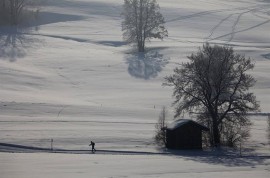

left=167, top=119, right=209, bottom=131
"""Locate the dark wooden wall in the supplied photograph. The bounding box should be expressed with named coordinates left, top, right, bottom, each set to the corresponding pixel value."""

left=166, top=123, right=203, bottom=149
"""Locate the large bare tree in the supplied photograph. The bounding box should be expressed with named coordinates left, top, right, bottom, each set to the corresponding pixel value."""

left=164, top=43, right=260, bottom=147
left=0, top=0, right=35, bottom=25
left=122, top=0, right=168, bottom=52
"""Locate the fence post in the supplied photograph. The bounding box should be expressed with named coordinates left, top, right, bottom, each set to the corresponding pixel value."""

left=51, top=139, right=53, bottom=151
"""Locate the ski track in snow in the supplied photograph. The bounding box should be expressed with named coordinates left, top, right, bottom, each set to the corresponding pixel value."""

left=205, top=5, right=270, bottom=43
left=208, top=19, right=270, bottom=42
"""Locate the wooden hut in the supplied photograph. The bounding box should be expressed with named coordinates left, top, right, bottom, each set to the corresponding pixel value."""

left=166, top=119, right=209, bottom=150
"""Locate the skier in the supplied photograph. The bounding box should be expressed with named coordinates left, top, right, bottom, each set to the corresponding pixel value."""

left=89, top=141, right=96, bottom=153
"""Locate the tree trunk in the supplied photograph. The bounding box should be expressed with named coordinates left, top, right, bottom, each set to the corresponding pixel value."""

left=138, top=0, right=144, bottom=52
left=10, top=0, right=15, bottom=24
left=2, top=0, right=5, bottom=8
left=138, top=41, right=145, bottom=52
left=212, top=118, right=220, bottom=147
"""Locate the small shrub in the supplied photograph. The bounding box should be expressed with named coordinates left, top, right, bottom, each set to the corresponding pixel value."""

left=154, top=106, right=167, bottom=147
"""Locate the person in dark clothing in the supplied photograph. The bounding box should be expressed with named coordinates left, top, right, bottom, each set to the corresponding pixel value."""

left=89, top=141, right=96, bottom=153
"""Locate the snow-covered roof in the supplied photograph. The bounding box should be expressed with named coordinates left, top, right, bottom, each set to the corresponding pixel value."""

left=166, top=119, right=209, bottom=131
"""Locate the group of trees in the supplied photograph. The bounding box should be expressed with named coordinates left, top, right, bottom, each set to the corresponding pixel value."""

left=123, top=1, right=260, bottom=148
left=163, top=44, right=260, bottom=147
left=154, top=44, right=260, bottom=148
left=0, top=0, right=38, bottom=25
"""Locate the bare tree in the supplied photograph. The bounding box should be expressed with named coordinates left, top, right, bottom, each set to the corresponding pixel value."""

left=0, top=0, right=37, bottom=25
left=9, top=0, right=30, bottom=24
left=122, top=0, right=168, bottom=52
left=154, top=106, right=168, bottom=146
left=164, top=43, right=260, bottom=147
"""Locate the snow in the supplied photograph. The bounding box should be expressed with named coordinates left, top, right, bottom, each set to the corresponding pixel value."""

left=0, top=0, right=269, bottom=177
left=0, top=152, right=269, bottom=178
left=166, top=119, right=208, bottom=130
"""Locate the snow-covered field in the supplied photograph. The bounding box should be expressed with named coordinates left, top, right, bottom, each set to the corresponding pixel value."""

left=1, top=152, right=269, bottom=178
left=0, top=0, right=269, bottom=177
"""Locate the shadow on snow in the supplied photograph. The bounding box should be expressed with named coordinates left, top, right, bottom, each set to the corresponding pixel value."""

left=262, top=53, right=270, bottom=60
left=163, top=147, right=270, bottom=167
left=97, top=40, right=127, bottom=47
left=0, top=12, right=85, bottom=62
left=125, top=50, right=170, bottom=80
left=28, top=12, right=85, bottom=27
left=40, top=0, right=121, bottom=18
left=0, top=27, right=43, bottom=62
